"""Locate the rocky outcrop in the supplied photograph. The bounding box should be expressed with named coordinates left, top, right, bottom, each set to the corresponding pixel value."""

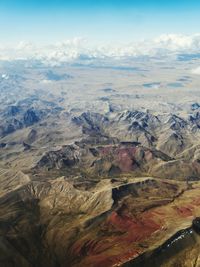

left=34, top=142, right=174, bottom=178
left=23, top=109, right=39, bottom=126
left=72, top=112, right=109, bottom=136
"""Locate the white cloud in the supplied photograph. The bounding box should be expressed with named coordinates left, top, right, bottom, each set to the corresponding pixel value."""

left=191, top=66, right=200, bottom=75
left=154, top=34, right=193, bottom=50
left=40, top=79, right=53, bottom=84
left=17, top=41, right=36, bottom=50
left=1, top=34, right=200, bottom=64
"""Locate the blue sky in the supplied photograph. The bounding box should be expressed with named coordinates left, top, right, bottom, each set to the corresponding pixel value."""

left=0, top=0, right=200, bottom=44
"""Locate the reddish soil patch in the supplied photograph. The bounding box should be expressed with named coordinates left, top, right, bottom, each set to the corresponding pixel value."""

left=106, top=211, right=160, bottom=242
left=173, top=204, right=194, bottom=217
left=71, top=210, right=161, bottom=267
left=144, top=150, right=153, bottom=161
left=99, top=146, right=139, bottom=172
left=115, top=148, right=137, bottom=172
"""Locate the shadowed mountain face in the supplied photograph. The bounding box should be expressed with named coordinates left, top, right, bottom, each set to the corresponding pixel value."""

left=2, top=63, right=200, bottom=267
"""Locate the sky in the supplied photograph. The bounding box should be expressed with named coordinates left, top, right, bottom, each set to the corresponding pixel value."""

left=0, top=1, right=200, bottom=45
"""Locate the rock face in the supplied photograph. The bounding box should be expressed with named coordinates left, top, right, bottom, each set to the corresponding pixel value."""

left=35, top=142, right=173, bottom=178
left=0, top=97, right=64, bottom=138
left=23, top=109, right=39, bottom=126
left=71, top=110, right=200, bottom=158
left=26, top=129, right=37, bottom=144
left=192, top=218, right=200, bottom=234
left=4, top=105, right=21, bottom=116
left=33, top=140, right=200, bottom=180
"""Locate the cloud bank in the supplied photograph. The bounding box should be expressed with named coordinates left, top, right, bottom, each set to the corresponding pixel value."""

left=1, top=34, right=200, bottom=64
